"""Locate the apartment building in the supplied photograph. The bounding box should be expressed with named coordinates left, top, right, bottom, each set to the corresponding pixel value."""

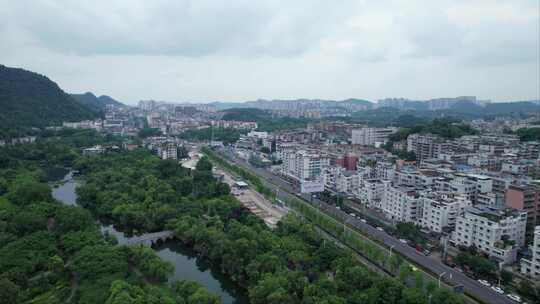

left=381, top=184, right=422, bottom=223
left=359, top=179, right=387, bottom=209
left=506, top=182, right=540, bottom=241
left=395, top=168, right=440, bottom=187
left=281, top=149, right=328, bottom=181
left=434, top=176, right=477, bottom=202
left=351, top=127, right=397, bottom=146
left=521, top=226, right=540, bottom=279
left=419, top=192, right=471, bottom=233
left=336, top=153, right=359, bottom=171
left=407, top=134, right=451, bottom=161
left=451, top=206, right=527, bottom=264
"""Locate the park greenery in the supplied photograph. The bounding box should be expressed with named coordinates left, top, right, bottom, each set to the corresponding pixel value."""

left=137, top=127, right=163, bottom=138
left=0, top=130, right=221, bottom=303
left=179, top=127, right=246, bottom=145
left=221, top=108, right=314, bottom=132
left=516, top=127, right=540, bottom=142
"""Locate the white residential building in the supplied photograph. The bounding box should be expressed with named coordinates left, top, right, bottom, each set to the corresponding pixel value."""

left=407, top=134, right=451, bottom=161
left=281, top=149, right=328, bottom=181
left=324, top=167, right=360, bottom=193
left=381, top=184, right=422, bottom=223
left=351, top=127, right=397, bottom=146
left=434, top=176, right=477, bottom=202
left=451, top=206, right=527, bottom=264
left=521, top=226, right=540, bottom=279
left=419, top=192, right=471, bottom=233
left=160, top=143, right=178, bottom=160
left=359, top=179, right=387, bottom=209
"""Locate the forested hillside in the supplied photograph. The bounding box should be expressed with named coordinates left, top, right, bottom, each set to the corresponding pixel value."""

left=0, top=65, right=98, bottom=137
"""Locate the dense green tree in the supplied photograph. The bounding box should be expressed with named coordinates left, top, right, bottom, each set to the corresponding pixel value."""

left=6, top=180, right=53, bottom=205
left=0, top=277, right=20, bottom=304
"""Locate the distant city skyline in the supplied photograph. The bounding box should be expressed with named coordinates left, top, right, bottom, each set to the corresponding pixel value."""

left=1, top=1, right=538, bottom=104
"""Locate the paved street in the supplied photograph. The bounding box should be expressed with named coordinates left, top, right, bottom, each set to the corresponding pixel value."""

left=218, top=147, right=514, bottom=304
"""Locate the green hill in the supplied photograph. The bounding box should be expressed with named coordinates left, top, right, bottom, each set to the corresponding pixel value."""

left=0, top=65, right=99, bottom=137
left=71, top=92, right=124, bottom=112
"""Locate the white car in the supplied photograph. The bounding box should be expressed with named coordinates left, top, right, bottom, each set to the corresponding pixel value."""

left=399, top=239, right=408, bottom=244
left=360, top=219, right=367, bottom=223
left=477, top=279, right=491, bottom=287
left=491, top=286, right=504, bottom=294
left=376, top=227, right=384, bottom=232
left=507, top=294, right=522, bottom=302
left=350, top=213, right=356, bottom=217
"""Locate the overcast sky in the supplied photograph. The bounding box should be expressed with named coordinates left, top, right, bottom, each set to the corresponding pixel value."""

left=1, top=0, right=539, bottom=104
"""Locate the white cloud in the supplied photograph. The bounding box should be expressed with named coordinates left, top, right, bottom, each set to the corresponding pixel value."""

left=0, top=0, right=538, bottom=103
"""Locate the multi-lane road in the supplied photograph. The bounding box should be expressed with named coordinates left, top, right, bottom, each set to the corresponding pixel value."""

left=217, top=147, right=516, bottom=304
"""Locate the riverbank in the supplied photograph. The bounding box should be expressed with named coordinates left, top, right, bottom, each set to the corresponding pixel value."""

left=51, top=171, right=250, bottom=304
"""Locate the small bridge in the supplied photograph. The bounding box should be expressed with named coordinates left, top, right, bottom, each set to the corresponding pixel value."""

left=125, top=230, right=175, bottom=246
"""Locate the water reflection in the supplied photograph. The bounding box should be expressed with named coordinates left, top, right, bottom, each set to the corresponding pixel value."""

left=51, top=171, right=249, bottom=304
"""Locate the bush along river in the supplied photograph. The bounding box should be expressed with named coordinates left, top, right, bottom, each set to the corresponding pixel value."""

left=51, top=171, right=249, bottom=304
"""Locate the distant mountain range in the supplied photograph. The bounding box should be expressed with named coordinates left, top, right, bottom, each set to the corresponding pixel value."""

left=71, top=92, right=124, bottom=111
left=213, top=97, right=540, bottom=118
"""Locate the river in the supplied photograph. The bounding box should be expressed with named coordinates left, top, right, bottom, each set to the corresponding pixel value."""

left=51, top=171, right=249, bottom=304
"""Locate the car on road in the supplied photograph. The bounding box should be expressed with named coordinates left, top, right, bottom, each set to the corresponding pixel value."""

left=507, top=294, right=522, bottom=302
left=360, top=219, right=367, bottom=223
left=399, top=239, right=408, bottom=244
left=376, top=227, right=384, bottom=232
left=422, top=250, right=431, bottom=256
left=491, top=286, right=504, bottom=294
left=350, top=213, right=356, bottom=217
left=477, top=279, right=491, bottom=287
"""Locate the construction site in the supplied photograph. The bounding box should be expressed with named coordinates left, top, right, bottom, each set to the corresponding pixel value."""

left=215, top=168, right=288, bottom=228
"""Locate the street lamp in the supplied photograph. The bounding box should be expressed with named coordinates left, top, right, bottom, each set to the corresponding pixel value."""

left=438, top=272, right=446, bottom=288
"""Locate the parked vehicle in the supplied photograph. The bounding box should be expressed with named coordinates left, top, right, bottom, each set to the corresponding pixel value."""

left=399, top=239, right=408, bottom=244
left=507, top=294, right=522, bottom=302
left=360, top=219, right=367, bottom=223
left=376, top=227, right=384, bottom=232
left=477, top=279, right=491, bottom=287
left=422, top=250, right=431, bottom=256
left=491, top=286, right=504, bottom=294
